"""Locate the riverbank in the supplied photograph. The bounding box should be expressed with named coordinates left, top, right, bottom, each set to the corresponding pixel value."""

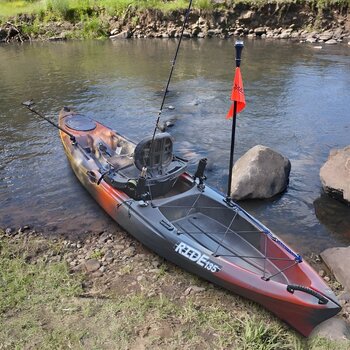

left=1, top=226, right=349, bottom=349
left=0, top=0, right=349, bottom=43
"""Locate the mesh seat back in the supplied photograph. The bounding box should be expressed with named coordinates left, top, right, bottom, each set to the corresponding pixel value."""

left=134, top=133, right=173, bottom=172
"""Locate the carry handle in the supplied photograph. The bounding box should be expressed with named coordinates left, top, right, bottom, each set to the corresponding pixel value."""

left=287, top=284, right=328, bottom=305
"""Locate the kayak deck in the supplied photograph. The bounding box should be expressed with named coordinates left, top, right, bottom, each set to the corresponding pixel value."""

left=159, top=194, right=291, bottom=284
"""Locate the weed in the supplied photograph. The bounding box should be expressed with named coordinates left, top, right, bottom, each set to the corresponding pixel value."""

left=90, top=248, right=104, bottom=259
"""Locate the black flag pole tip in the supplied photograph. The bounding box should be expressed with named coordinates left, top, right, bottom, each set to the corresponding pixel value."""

left=234, top=41, right=244, bottom=68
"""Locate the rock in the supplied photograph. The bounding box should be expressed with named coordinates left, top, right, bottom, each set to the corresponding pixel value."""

left=0, top=28, right=7, bottom=40
left=325, top=39, right=338, bottom=45
left=91, top=271, right=103, bottom=278
left=48, top=35, right=67, bottom=42
left=310, top=317, right=350, bottom=341
left=320, top=146, right=350, bottom=204
left=254, top=27, right=266, bottom=36
left=239, top=10, right=255, bottom=21
left=321, top=246, right=350, bottom=291
left=110, top=28, right=119, bottom=35
left=338, top=291, right=350, bottom=303
left=184, top=285, right=206, bottom=295
left=230, top=145, right=291, bottom=200
left=306, top=36, right=317, bottom=43
left=5, top=228, right=12, bottom=235
left=84, top=259, right=101, bottom=273
left=124, top=246, right=136, bottom=257
left=319, top=31, right=334, bottom=41
left=319, top=270, right=325, bottom=277
left=109, top=30, right=132, bottom=39
left=98, top=232, right=109, bottom=244
left=104, top=250, right=114, bottom=263
left=279, top=31, right=291, bottom=39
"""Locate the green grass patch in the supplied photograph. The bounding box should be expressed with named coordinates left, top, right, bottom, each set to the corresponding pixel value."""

left=1, top=0, right=348, bottom=25
left=1, top=232, right=350, bottom=349
left=0, top=237, right=83, bottom=315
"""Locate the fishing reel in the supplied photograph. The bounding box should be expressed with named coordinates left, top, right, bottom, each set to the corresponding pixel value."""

left=126, top=167, right=150, bottom=202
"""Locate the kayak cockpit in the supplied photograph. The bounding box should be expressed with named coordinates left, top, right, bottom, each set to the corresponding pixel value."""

left=159, top=193, right=304, bottom=284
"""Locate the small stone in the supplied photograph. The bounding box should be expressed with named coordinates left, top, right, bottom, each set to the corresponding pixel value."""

left=324, top=276, right=330, bottom=282
left=98, top=232, right=109, bottom=244
left=99, top=266, right=106, bottom=273
left=84, top=259, right=101, bottom=273
left=184, top=285, right=206, bottom=296
left=105, top=254, right=114, bottom=264
left=110, top=30, right=132, bottom=39
left=167, top=105, right=175, bottom=110
left=319, top=270, right=325, bottom=277
left=91, top=271, right=103, bottom=278
left=124, top=246, right=136, bottom=258
left=338, top=292, right=350, bottom=303
left=137, top=275, right=143, bottom=282
left=5, top=228, right=12, bottom=235
left=325, top=39, right=337, bottom=45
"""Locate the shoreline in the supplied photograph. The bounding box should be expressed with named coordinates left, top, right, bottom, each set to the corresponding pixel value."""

left=1, top=226, right=349, bottom=348
left=1, top=3, right=349, bottom=44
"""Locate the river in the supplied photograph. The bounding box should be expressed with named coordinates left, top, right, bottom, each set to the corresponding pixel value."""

left=0, top=39, right=349, bottom=254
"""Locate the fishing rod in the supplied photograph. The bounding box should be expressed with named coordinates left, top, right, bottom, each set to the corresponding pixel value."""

left=22, top=100, right=77, bottom=143
left=149, top=0, right=193, bottom=152
left=21, top=100, right=93, bottom=162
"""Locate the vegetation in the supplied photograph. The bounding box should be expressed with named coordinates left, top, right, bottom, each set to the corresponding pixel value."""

left=1, top=230, right=350, bottom=349
left=0, top=0, right=348, bottom=39
left=1, top=0, right=349, bottom=20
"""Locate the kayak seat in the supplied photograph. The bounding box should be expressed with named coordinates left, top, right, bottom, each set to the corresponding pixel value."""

left=106, top=133, right=188, bottom=199
left=134, top=133, right=173, bottom=173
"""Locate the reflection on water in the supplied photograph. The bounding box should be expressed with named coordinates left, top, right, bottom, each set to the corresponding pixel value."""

left=0, top=39, right=349, bottom=254
left=314, top=193, right=350, bottom=241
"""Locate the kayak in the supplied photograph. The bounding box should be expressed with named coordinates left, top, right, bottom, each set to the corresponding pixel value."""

left=58, top=107, right=341, bottom=337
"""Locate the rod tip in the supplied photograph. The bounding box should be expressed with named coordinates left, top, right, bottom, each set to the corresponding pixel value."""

left=22, top=100, right=35, bottom=107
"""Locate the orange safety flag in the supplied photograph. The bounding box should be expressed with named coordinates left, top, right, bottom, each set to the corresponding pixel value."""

left=226, top=67, right=246, bottom=119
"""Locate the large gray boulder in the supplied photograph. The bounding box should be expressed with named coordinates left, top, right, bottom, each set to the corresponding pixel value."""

left=230, top=145, right=291, bottom=200
left=310, top=317, right=350, bottom=341
left=321, top=246, right=350, bottom=292
left=320, top=146, right=350, bottom=204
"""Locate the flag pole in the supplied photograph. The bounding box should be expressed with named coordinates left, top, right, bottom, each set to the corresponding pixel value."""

left=226, top=41, right=244, bottom=201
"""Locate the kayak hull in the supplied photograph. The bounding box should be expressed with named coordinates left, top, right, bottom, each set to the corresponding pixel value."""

left=58, top=109, right=341, bottom=336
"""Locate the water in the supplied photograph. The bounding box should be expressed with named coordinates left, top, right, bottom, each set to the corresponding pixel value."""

left=0, top=39, right=349, bottom=254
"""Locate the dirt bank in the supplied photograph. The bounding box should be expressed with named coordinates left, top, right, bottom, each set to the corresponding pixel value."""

left=1, top=2, right=349, bottom=44
left=1, top=226, right=350, bottom=349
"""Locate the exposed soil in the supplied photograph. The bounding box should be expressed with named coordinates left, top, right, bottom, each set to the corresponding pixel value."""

left=1, top=3, right=349, bottom=44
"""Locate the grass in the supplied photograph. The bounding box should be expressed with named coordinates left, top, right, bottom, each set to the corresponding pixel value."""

left=1, top=0, right=348, bottom=39
left=1, top=231, right=350, bottom=349
left=1, top=0, right=348, bottom=19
